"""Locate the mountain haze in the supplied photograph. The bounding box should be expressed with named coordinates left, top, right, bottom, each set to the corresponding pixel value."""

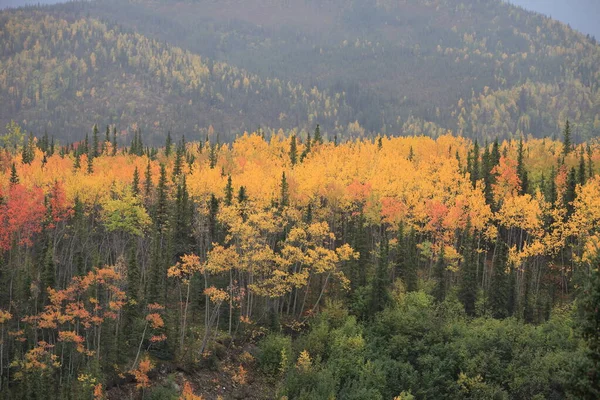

left=1, top=0, right=600, bottom=143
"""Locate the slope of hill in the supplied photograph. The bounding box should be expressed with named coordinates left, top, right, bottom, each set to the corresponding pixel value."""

left=0, top=9, right=353, bottom=142
left=65, top=0, right=600, bottom=141
left=2, top=0, right=600, bottom=143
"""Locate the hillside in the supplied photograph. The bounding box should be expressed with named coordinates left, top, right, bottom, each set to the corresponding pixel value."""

left=2, top=0, right=600, bottom=142
left=0, top=9, right=353, bottom=143
left=61, top=0, right=600, bottom=141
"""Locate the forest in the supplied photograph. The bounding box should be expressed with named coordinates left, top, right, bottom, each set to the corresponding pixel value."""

left=2, top=0, right=600, bottom=143
left=0, top=121, right=599, bottom=398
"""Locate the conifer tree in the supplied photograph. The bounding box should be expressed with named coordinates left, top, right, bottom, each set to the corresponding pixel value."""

left=289, top=135, right=298, bottom=166
left=313, top=124, right=322, bottom=145
left=165, top=131, right=173, bottom=157
left=489, top=239, right=509, bottom=318
left=92, top=124, right=99, bottom=158
left=280, top=172, right=289, bottom=208
left=470, top=140, right=480, bottom=187
left=132, top=166, right=140, bottom=197
left=9, top=163, right=19, bottom=185
left=517, top=138, right=529, bottom=194
left=459, top=220, right=478, bottom=316
left=154, top=164, right=169, bottom=232
left=563, top=120, right=572, bottom=156
left=224, top=175, right=233, bottom=206
left=433, top=245, right=446, bottom=302
left=112, top=126, right=118, bottom=156
left=579, top=147, right=587, bottom=185
left=144, top=161, right=153, bottom=198
left=300, top=131, right=311, bottom=162
left=369, top=230, right=390, bottom=316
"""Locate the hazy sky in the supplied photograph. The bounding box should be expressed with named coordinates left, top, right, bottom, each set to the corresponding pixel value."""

left=508, top=0, right=600, bottom=39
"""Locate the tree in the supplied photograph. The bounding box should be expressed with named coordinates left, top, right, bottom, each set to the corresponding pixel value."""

left=459, top=221, right=478, bottom=316
left=574, top=259, right=600, bottom=398
left=132, top=166, right=140, bottom=197
left=92, top=124, right=99, bottom=158
left=488, top=239, right=509, bottom=318
left=289, top=135, right=298, bottom=166
left=433, top=245, right=446, bottom=302
left=280, top=172, right=289, bottom=209
left=517, top=138, right=529, bottom=195
left=313, top=124, right=322, bottom=145
left=165, top=131, right=173, bottom=157
left=563, top=120, right=572, bottom=156
left=369, top=231, right=390, bottom=315
left=224, top=175, right=233, bottom=206
left=9, top=163, right=19, bottom=185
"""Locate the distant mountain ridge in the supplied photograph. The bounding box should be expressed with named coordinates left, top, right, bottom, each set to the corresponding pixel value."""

left=1, top=0, right=600, bottom=143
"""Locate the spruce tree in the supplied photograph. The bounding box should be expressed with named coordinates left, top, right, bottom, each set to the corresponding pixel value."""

left=92, top=124, right=99, bottom=158
left=579, top=147, right=587, bottom=185
left=369, top=230, right=390, bottom=316
left=224, top=175, right=233, bottom=206
left=489, top=238, right=509, bottom=318
left=563, top=120, right=572, bottom=156
left=280, top=172, right=289, bottom=208
left=470, top=140, right=480, bottom=187
left=112, top=127, right=118, bottom=156
left=9, top=163, right=19, bottom=185
left=433, top=245, right=447, bottom=302
left=132, top=166, right=140, bottom=197
left=289, top=135, right=298, bottom=166
left=144, top=161, right=153, bottom=198
left=300, top=131, right=311, bottom=162
left=165, top=131, right=173, bottom=157
left=154, top=164, right=169, bottom=232
left=565, top=167, right=577, bottom=217
left=459, top=220, right=478, bottom=316
left=313, top=124, right=322, bottom=145
left=517, top=138, right=529, bottom=195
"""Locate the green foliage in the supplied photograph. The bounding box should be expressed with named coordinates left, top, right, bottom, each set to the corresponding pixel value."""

left=258, top=333, right=293, bottom=376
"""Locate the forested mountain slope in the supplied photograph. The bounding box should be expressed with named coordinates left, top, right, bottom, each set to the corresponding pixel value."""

left=0, top=9, right=353, bottom=143
left=2, top=0, right=600, bottom=142
left=62, top=0, right=600, bottom=140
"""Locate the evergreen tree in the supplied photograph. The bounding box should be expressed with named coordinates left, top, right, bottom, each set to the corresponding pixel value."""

left=459, top=221, right=478, bottom=316
left=92, top=124, right=99, bottom=158
left=9, top=163, right=19, bottom=185
left=209, top=142, right=218, bottom=169
left=280, top=172, right=289, bottom=209
left=489, top=238, right=509, bottom=318
left=377, top=136, right=383, bottom=150
left=224, top=175, right=233, bottom=206
left=517, top=138, right=529, bottom=195
left=565, top=166, right=577, bottom=217
left=144, top=161, right=153, bottom=198
left=173, top=175, right=192, bottom=256
left=579, top=147, right=587, bottom=185
left=587, top=144, right=594, bottom=178
left=87, top=147, right=94, bottom=174
left=369, top=230, right=390, bottom=316
left=289, top=135, right=298, bottom=166
left=154, top=164, right=169, bottom=231
left=300, top=131, right=311, bottom=162
left=165, top=131, right=173, bottom=157
left=103, top=125, right=110, bottom=154
left=112, top=126, right=118, bottom=156
left=470, top=140, right=480, bottom=187
left=563, top=120, right=572, bottom=156
left=313, top=124, right=322, bottom=145
left=573, top=261, right=600, bottom=398
left=132, top=166, right=140, bottom=197
left=208, top=194, right=219, bottom=243
left=237, top=186, right=248, bottom=204
left=173, top=136, right=185, bottom=177
left=433, top=245, right=447, bottom=302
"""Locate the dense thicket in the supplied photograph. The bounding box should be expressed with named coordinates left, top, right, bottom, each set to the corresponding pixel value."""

left=0, top=122, right=599, bottom=398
